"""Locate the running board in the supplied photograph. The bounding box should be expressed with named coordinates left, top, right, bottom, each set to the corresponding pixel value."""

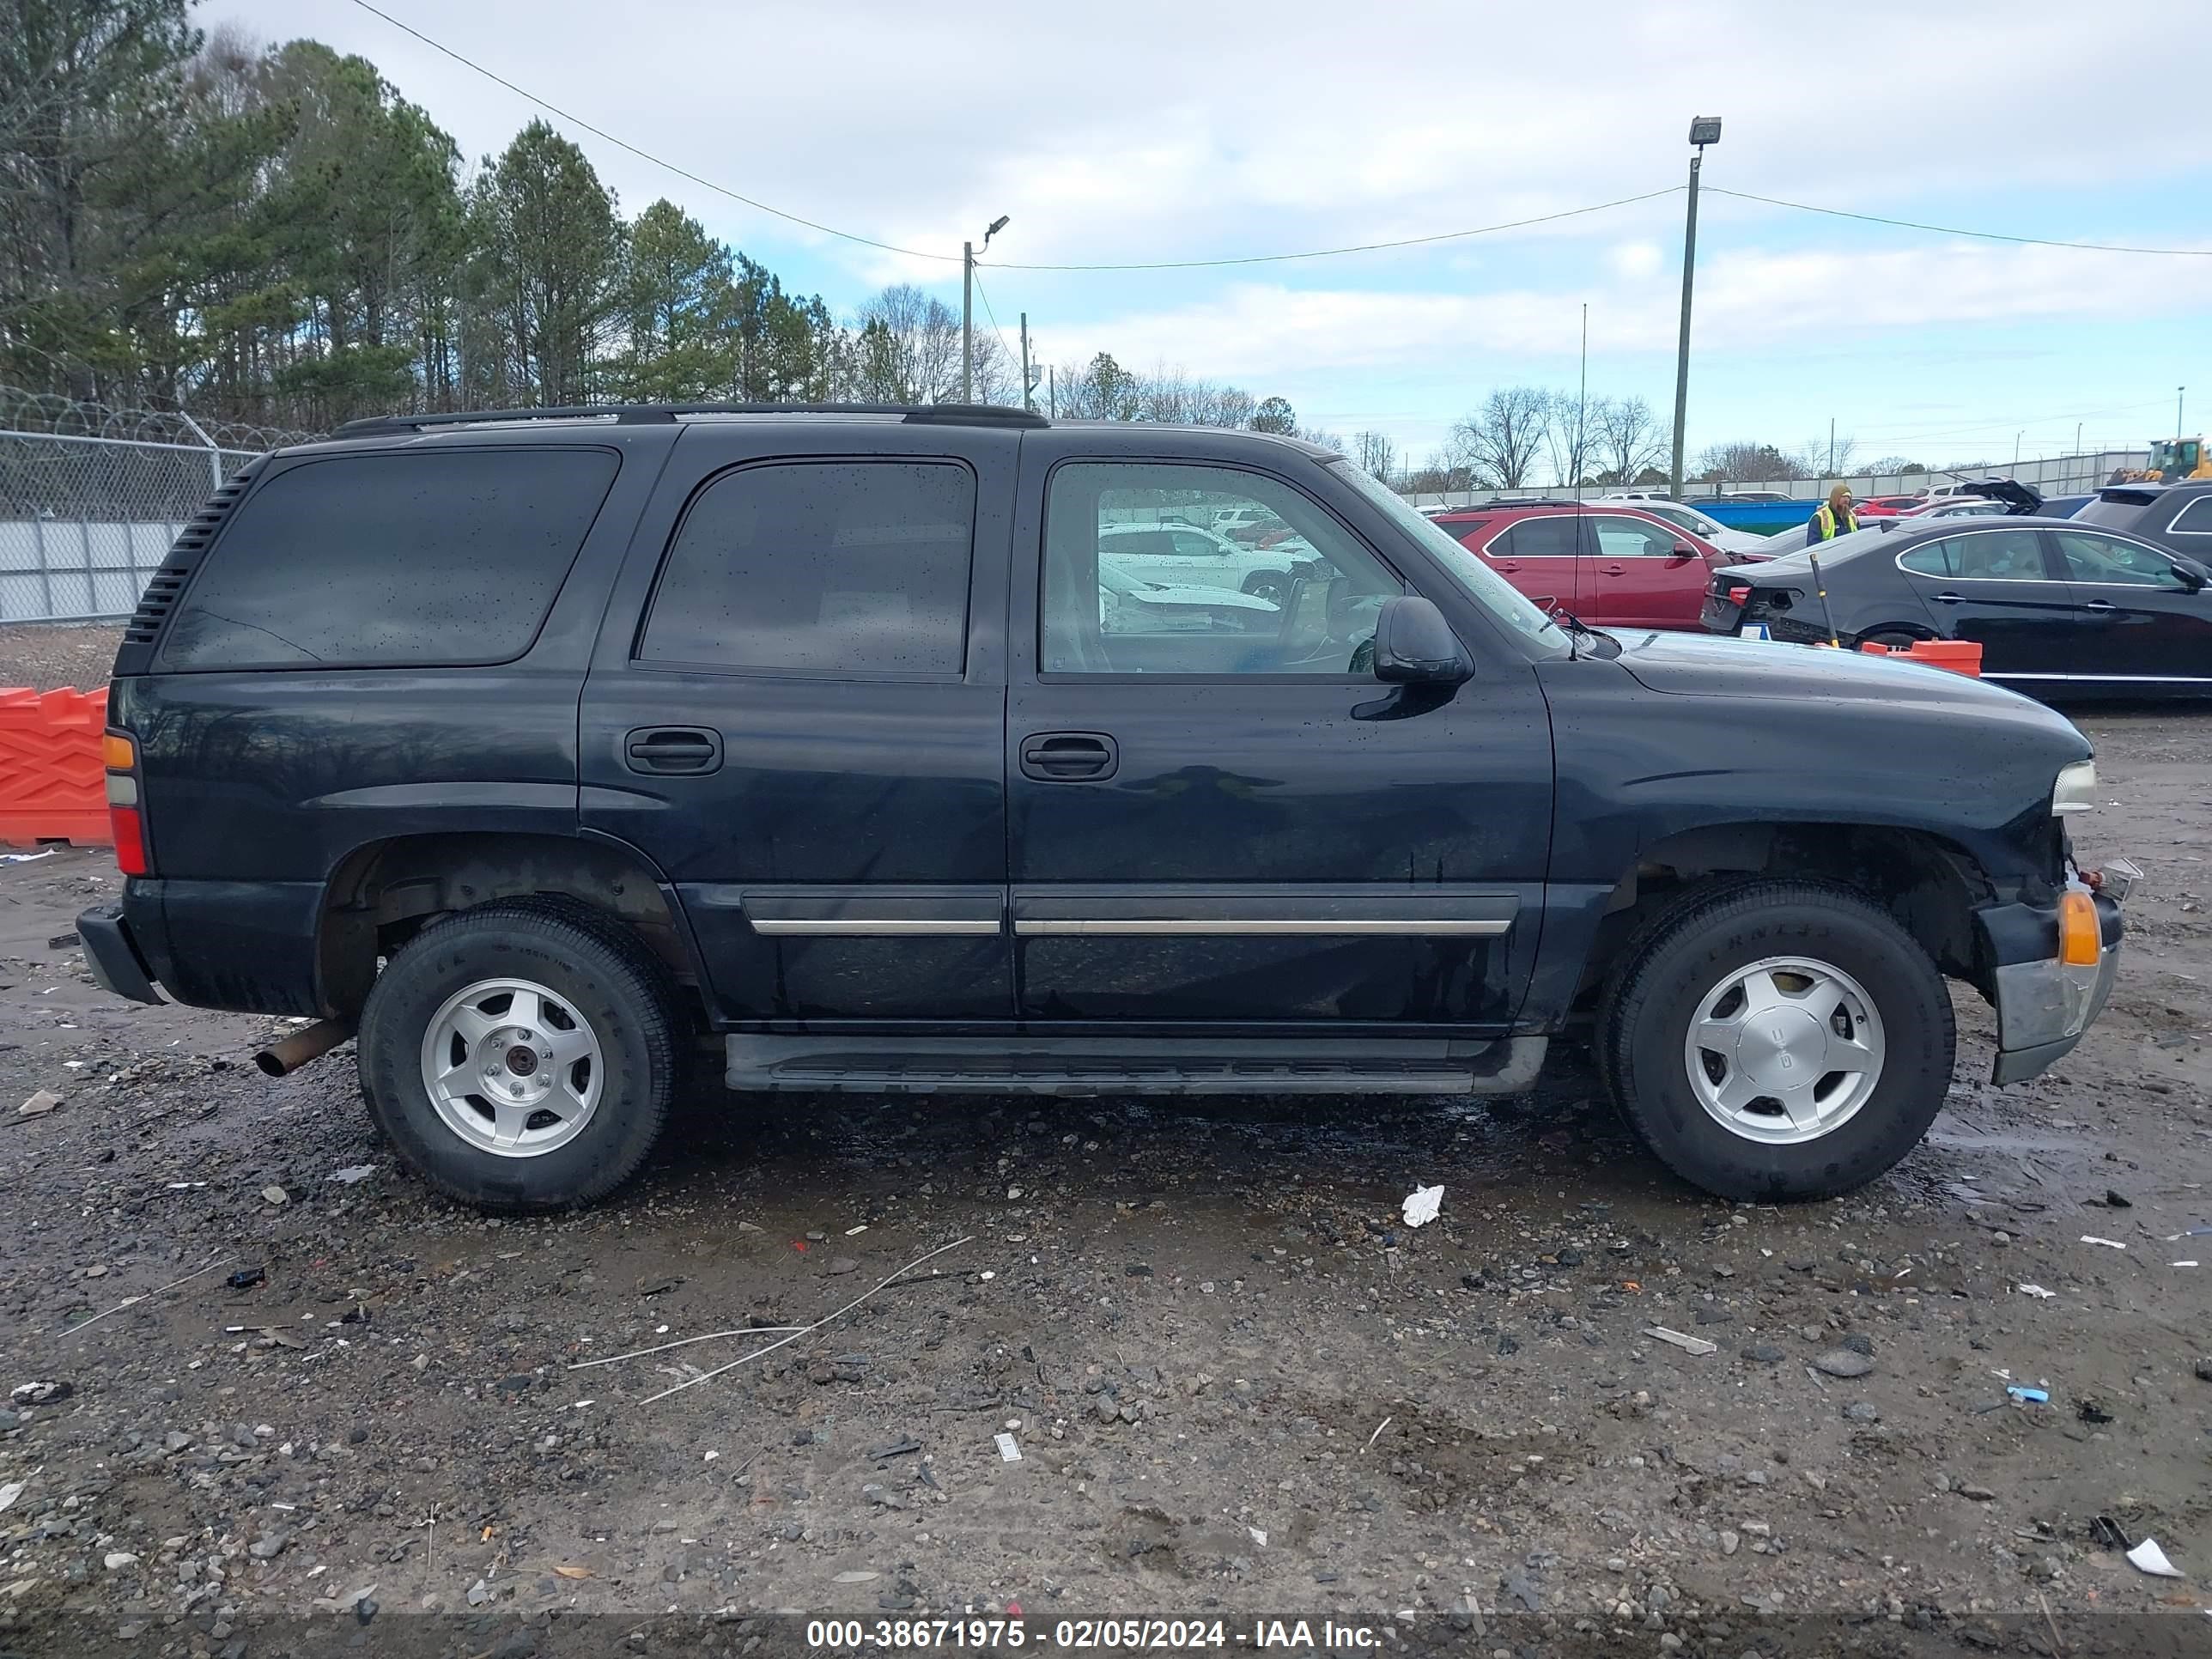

left=724, top=1035, right=1546, bottom=1097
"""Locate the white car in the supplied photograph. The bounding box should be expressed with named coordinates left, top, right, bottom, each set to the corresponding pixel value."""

left=1097, top=557, right=1279, bottom=635
left=1098, top=521, right=1303, bottom=606
left=1620, top=499, right=1776, bottom=556
left=1906, top=497, right=2010, bottom=520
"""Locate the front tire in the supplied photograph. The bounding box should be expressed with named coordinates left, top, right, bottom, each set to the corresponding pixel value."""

left=358, top=898, right=682, bottom=1211
left=1596, top=878, right=1955, bottom=1200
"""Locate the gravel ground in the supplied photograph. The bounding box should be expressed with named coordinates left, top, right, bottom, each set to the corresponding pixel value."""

left=0, top=623, right=125, bottom=693
left=0, top=706, right=2208, bottom=1659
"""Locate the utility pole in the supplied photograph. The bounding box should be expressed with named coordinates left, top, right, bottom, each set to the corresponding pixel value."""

left=1048, top=365, right=1056, bottom=420
left=961, top=215, right=1011, bottom=405
left=1669, top=118, right=1722, bottom=501
left=1576, top=301, right=1587, bottom=500
left=2014, top=430, right=2023, bottom=469
left=1827, top=416, right=1836, bottom=477
left=2180, top=385, right=2188, bottom=439
left=1019, top=313, right=1032, bottom=412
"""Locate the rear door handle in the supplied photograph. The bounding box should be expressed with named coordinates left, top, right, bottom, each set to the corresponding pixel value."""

left=1020, top=732, right=1118, bottom=782
left=1601, top=562, right=1626, bottom=575
left=1930, top=592, right=1965, bottom=604
left=2081, top=599, right=2118, bottom=613
left=1494, top=561, right=1521, bottom=572
left=624, top=726, right=723, bottom=775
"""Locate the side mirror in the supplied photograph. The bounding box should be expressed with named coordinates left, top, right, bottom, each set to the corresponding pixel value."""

left=2173, top=556, right=2209, bottom=591
left=1670, top=542, right=1698, bottom=560
left=1372, top=595, right=1468, bottom=684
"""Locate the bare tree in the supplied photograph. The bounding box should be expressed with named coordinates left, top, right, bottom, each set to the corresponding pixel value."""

left=1697, top=441, right=1797, bottom=484
left=1595, top=394, right=1667, bottom=485
left=857, top=284, right=963, bottom=403
left=1353, top=429, right=1397, bottom=482
left=1543, top=391, right=1596, bottom=489
left=1797, top=433, right=1859, bottom=478
left=1452, top=386, right=1550, bottom=489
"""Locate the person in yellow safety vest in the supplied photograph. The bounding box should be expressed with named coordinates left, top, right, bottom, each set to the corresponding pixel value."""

left=1807, top=483, right=1857, bottom=544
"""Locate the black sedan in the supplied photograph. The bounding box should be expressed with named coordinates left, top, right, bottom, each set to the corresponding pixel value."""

left=1699, top=515, right=2212, bottom=697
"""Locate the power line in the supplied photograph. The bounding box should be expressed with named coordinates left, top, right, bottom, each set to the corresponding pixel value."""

left=968, top=267, right=1021, bottom=381
left=344, top=2, right=1684, bottom=273
left=345, top=0, right=961, bottom=263
left=982, top=188, right=1686, bottom=270
left=1705, top=186, right=2212, bottom=258
left=343, top=3, right=2212, bottom=276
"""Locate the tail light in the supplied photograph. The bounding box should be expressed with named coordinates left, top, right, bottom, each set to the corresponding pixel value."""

left=103, top=731, right=149, bottom=877
left=1725, top=584, right=1753, bottom=607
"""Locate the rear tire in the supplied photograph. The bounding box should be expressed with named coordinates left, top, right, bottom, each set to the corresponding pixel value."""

left=1859, top=627, right=1922, bottom=651
left=1596, top=878, right=1955, bottom=1201
left=1242, top=574, right=1289, bottom=608
left=358, top=897, right=683, bottom=1211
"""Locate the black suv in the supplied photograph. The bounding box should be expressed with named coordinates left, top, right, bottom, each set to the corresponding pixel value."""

left=77, top=404, right=2125, bottom=1210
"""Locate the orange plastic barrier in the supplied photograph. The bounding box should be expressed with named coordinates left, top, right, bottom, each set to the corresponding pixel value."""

left=0, top=686, right=112, bottom=847
left=1857, top=639, right=1983, bottom=678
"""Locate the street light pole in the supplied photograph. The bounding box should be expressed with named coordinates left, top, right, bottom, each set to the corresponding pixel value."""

left=961, top=216, right=1011, bottom=405
left=1020, top=313, right=1032, bottom=412
left=1668, top=117, right=1722, bottom=501
left=2179, top=385, right=2188, bottom=440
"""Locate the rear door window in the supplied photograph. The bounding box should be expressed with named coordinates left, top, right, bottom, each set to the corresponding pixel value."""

left=1493, top=518, right=1577, bottom=559
left=640, top=459, right=975, bottom=678
left=2167, top=496, right=2212, bottom=535
left=161, top=448, right=618, bottom=670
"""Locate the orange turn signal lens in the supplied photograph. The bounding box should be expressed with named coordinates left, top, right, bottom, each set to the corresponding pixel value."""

left=102, top=732, right=136, bottom=769
left=2058, top=890, right=2100, bottom=967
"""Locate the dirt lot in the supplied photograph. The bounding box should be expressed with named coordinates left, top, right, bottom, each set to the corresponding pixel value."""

left=0, top=623, right=125, bottom=694
left=0, top=697, right=2208, bottom=1658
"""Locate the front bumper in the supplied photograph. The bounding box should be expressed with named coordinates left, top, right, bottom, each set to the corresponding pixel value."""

left=77, top=901, right=163, bottom=1006
left=1984, top=888, right=2124, bottom=1086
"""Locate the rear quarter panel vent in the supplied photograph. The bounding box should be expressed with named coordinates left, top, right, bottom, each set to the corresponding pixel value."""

left=112, top=461, right=262, bottom=673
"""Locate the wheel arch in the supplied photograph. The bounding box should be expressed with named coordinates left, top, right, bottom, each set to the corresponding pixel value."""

left=315, top=830, right=708, bottom=1022
left=1577, top=819, right=1996, bottom=1007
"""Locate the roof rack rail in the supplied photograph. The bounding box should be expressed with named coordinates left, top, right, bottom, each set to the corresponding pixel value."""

left=331, top=401, right=1049, bottom=439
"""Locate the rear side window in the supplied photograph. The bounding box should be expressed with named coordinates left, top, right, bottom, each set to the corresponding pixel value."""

left=1494, top=518, right=1577, bottom=559
left=640, top=459, right=975, bottom=677
left=1898, top=540, right=1954, bottom=576
left=2170, top=496, right=2212, bottom=534
left=160, top=449, right=618, bottom=670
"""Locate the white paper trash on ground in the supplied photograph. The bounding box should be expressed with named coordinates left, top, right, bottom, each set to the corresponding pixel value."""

left=994, top=1432, right=1021, bottom=1462
left=1401, top=1185, right=1444, bottom=1229
left=2127, top=1538, right=2184, bottom=1578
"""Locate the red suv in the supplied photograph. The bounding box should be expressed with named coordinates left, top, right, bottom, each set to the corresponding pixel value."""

left=1428, top=504, right=1772, bottom=629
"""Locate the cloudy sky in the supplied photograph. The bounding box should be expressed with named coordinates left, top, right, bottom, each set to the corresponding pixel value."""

left=210, top=0, right=2212, bottom=472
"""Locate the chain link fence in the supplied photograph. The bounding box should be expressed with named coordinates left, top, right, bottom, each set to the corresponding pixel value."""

left=0, top=388, right=308, bottom=624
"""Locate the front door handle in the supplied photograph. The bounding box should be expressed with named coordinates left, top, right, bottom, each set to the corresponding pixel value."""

left=624, top=726, right=723, bottom=775
left=1601, top=562, right=1626, bottom=576
left=1020, top=732, right=1118, bottom=782
left=1494, top=560, right=1522, bottom=572
left=2081, top=599, right=2118, bottom=613
left=1930, top=592, right=1965, bottom=605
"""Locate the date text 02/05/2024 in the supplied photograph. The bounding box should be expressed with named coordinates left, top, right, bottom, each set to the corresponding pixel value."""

left=803, top=1619, right=1382, bottom=1650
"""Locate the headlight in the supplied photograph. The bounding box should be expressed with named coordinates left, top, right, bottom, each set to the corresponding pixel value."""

left=2051, top=760, right=2097, bottom=816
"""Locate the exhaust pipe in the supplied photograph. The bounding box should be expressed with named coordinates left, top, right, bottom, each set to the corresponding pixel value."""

left=255, top=1018, right=355, bottom=1078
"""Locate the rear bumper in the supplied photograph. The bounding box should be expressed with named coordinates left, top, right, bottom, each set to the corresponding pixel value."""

left=77, top=902, right=162, bottom=1006
left=1984, top=890, right=2124, bottom=1085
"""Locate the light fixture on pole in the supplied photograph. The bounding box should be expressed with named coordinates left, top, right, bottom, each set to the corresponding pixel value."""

left=1668, top=116, right=1721, bottom=501
left=963, top=216, right=1010, bottom=404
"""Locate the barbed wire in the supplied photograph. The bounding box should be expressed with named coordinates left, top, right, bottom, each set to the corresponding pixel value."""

left=0, top=386, right=311, bottom=453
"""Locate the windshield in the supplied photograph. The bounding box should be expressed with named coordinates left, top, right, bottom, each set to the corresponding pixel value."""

left=1328, top=460, right=1571, bottom=656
